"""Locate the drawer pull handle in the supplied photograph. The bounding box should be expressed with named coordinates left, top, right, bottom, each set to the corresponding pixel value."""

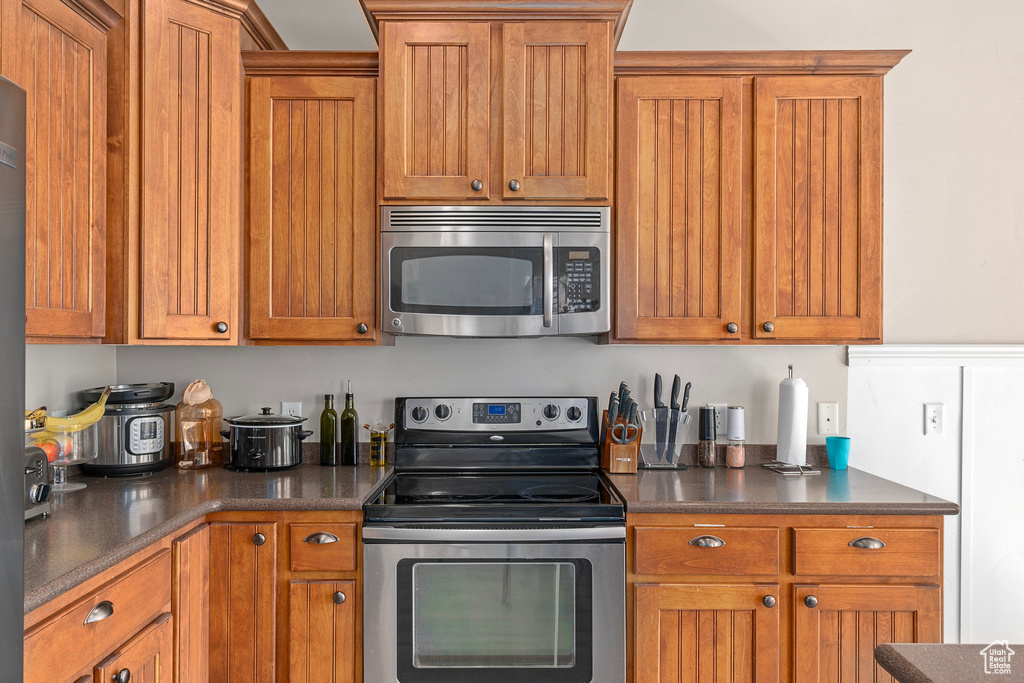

left=113, top=668, right=131, bottom=683
left=762, top=595, right=776, bottom=608
left=689, top=535, right=726, bottom=548
left=805, top=595, right=818, bottom=608
left=84, top=600, right=114, bottom=625
left=849, top=536, right=886, bottom=550
left=333, top=591, right=347, bottom=605
left=303, top=532, right=339, bottom=544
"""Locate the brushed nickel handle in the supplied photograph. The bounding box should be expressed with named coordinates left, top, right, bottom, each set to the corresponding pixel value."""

left=215, top=321, right=228, bottom=333
left=356, top=323, right=368, bottom=334
left=762, top=595, right=776, bottom=608
left=805, top=595, right=818, bottom=608
left=726, top=322, right=738, bottom=334
left=762, top=321, right=774, bottom=333
left=849, top=536, right=886, bottom=550
left=113, top=668, right=131, bottom=683
left=333, top=591, right=347, bottom=605
left=84, top=600, right=114, bottom=625
left=253, top=533, right=266, bottom=546
left=508, top=179, right=520, bottom=191
left=688, top=535, right=726, bottom=548
left=471, top=179, right=483, bottom=191
left=303, top=532, right=339, bottom=544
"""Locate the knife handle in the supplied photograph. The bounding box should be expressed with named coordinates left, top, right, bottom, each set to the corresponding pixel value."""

left=654, top=374, right=664, bottom=408
left=608, top=397, right=619, bottom=426
left=670, top=375, right=681, bottom=410
left=681, top=382, right=692, bottom=412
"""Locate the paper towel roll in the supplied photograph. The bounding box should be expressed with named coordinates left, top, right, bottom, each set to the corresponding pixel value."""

left=777, top=373, right=808, bottom=466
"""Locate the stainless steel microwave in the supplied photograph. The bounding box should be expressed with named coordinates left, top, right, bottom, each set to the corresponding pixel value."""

left=381, top=206, right=610, bottom=337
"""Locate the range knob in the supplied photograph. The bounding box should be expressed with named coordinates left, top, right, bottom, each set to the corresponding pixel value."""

left=411, top=406, right=428, bottom=423
left=543, top=404, right=560, bottom=420
left=566, top=406, right=582, bottom=422
left=434, top=404, right=452, bottom=421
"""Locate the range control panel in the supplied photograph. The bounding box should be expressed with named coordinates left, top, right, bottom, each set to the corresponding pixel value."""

left=404, top=397, right=589, bottom=432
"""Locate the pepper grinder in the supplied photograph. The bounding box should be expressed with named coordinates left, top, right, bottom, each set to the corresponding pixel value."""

left=697, top=406, right=716, bottom=468
left=726, top=406, right=745, bottom=468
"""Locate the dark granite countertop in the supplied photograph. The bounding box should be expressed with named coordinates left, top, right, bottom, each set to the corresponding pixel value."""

left=606, top=465, right=960, bottom=515
left=875, top=643, right=1024, bottom=681
left=23, top=462, right=392, bottom=614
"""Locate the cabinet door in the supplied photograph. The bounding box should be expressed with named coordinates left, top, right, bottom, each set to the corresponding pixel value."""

left=793, top=584, right=940, bottom=683
left=754, top=76, right=882, bottom=341
left=140, top=0, right=240, bottom=342
left=635, top=583, right=780, bottom=682
left=1, top=0, right=107, bottom=340
left=381, top=21, right=490, bottom=200
left=289, top=581, right=357, bottom=683
left=615, top=76, right=743, bottom=340
left=94, top=612, right=173, bottom=683
left=172, top=524, right=209, bottom=683
left=502, top=21, right=611, bottom=200
left=209, top=522, right=277, bottom=682
left=248, top=75, right=378, bottom=342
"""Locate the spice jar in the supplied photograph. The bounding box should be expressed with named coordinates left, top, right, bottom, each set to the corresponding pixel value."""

left=697, top=407, right=716, bottom=468
left=726, top=406, right=745, bottom=468
left=175, top=380, right=224, bottom=469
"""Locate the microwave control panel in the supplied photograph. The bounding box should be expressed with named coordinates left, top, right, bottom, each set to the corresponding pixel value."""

left=558, top=247, right=600, bottom=313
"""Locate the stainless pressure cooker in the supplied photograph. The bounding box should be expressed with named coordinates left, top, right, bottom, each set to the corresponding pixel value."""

left=221, top=408, right=313, bottom=470
left=80, top=383, right=175, bottom=476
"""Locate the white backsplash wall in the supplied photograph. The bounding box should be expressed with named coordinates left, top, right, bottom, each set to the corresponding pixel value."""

left=115, top=340, right=847, bottom=445
left=25, top=345, right=117, bottom=413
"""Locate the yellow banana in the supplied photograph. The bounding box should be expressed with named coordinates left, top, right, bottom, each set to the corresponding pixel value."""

left=38, top=386, right=111, bottom=431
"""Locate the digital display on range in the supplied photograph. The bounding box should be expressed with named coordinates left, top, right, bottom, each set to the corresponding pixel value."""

left=488, top=405, right=506, bottom=415
left=473, top=402, right=520, bottom=423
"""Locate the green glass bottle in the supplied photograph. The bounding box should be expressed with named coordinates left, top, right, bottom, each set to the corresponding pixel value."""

left=319, top=394, right=338, bottom=466
left=340, top=380, right=359, bottom=465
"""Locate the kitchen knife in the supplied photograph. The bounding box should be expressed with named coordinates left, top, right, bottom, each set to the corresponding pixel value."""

left=607, top=391, right=616, bottom=418
left=666, top=375, right=681, bottom=462
left=608, top=394, right=620, bottom=427
left=681, top=381, right=692, bottom=414
left=627, top=401, right=638, bottom=426
left=654, top=374, right=667, bottom=462
left=617, top=381, right=629, bottom=406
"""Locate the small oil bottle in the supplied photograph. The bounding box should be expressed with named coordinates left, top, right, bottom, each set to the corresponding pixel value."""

left=340, top=381, right=359, bottom=466
left=697, top=406, right=716, bottom=468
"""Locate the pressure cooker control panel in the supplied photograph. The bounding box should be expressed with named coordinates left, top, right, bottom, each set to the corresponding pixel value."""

left=404, top=397, right=589, bottom=432
left=127, top=416, right=165, bottom=455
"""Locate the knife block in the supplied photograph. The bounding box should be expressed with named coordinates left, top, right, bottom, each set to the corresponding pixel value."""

left=601, top=410, right=640, bottom=474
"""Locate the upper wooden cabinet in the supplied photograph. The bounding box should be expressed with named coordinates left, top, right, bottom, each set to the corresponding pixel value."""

left=0, top=0, right=118, bottom=342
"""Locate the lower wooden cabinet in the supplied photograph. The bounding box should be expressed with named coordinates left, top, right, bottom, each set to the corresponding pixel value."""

left=289, top=581, right=357, bottom=682
left=172, top=524, right=210, bottom=683
left=94, top=612, right=173, bottom=683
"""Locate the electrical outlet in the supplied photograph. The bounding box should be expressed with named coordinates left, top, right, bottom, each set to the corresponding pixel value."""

left=281, top=401, right=302, bottom=418
left=709, top=404, right=728, bottom=436
left=817, top=402, right=839, bottom=435
left=924, top=403, right=943, bottom=435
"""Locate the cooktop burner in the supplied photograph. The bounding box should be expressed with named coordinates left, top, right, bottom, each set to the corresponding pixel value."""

left=519, top=483, right=599, bottom=503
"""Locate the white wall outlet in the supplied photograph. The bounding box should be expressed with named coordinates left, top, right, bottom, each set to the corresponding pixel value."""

left=924, top=403, right=943, bottom=435
left=709, top=404, right=728, bottom=436
left=817, top=402, right=840, bottom=435
left=281, top=401, right=302, bottom=418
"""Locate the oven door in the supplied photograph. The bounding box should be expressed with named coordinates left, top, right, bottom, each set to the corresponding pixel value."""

left=364, top=527, right=625, bottom=683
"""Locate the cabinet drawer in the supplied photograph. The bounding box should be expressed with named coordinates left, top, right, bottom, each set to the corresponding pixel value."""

left=634, top=526, right=780, bottom=575
left=24, top=550, right=171, bottom=683
left=793, top=528, right=941, bottom=577
left=289, top=523, right=357, bottom=572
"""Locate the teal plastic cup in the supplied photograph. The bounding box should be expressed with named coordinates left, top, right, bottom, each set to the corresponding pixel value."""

left=826, top=436, right=851, bottom=470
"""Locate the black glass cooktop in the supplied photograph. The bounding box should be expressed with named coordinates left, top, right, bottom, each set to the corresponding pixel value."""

left=363, top=472, right=624, bottom=525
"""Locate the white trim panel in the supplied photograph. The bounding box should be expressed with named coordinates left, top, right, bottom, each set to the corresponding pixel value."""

left=848, top=345, right=1024, bottom=367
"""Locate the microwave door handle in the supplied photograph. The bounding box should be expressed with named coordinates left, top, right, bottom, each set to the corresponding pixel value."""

left=543, top=233, right=554, bottom=328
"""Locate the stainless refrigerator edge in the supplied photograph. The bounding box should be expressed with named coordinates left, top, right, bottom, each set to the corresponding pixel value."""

left=0, top=74, right=26, bottom=680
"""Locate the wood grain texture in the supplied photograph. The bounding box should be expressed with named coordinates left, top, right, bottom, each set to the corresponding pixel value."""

left=288, top=523, right=358, bottom=572
left=754, top=75, right=883, bottom=341
left=381, top=21, right=489, bottom=199
left=242, top=51, right=379, bottom=77
left=288, top=581, right=357, bottom=683
left=635, top=526, right=780, bottom=576
left=502, top=21, right=611, bottom=199
left=3, top=0, right=108, bottom=340
left=615, top=76, right=743, bottom=340
left=209, top=522, right=277, bottom=683
left=793, top=584, right=941, bottom=683
left=614, top=50, right=911, bottom=76
left=247, top=74, right=378, bottom=342
left=634, top=583, right=780, bottom=682
left=141, top=0, right=240, bottom=342
left=793, top=528, right=941, bottom=578
left=172, top=524, right=210, bottom=683
left=94, top=612, right=173, bottom=683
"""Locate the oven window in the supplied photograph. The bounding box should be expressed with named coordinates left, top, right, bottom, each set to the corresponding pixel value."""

left=391, top=247, right=543, bottom=315
left=396, top=559, right=593, bottom=682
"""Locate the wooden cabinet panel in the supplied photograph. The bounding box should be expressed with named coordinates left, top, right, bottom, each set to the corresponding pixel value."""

left=793, top=584, right=941, bottom=683
left=502, top=21, right=611, bottom=200
left=288, top=522, right=358, bottom=572
left=381, top=21, right=490, bottom=200
left=754, top=76, right=882, bottom=341
left=94, top=612, right=173, bottom=683
left=209, top=522, right=277, bottom=682
left=247, top=75, right=378, bottom=342
left=634, top=525, right=779, bottom=576
left=793, top=527, right=940, bottom=578
left=288, top=581, right=357, bottom=683
left=140, top=0, right=239, bottom=341
left=1, top=0, right=110, bottom=340
left=172, top=524, right=209, bottom=683
left=635, top=583, right=779, bottom=683
left=615, top=76, right=743, bottom=340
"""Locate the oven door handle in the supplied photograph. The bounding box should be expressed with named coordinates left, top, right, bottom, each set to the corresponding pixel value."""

left=543, top=233, right=554, bottom=329
left=362, top=526, right=625, bottom=543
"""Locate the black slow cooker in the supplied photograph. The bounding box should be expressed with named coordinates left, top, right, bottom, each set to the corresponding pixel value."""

left=221, top=407, right=313, bottom=470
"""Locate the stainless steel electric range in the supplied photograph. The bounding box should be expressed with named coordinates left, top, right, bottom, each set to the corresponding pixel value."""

left=363, top=396, right=626, bottom=683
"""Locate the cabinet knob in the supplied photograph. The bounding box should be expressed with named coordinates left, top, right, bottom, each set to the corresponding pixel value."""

left=356, top=323, right=368, bottom=334
left=508, top=179, right=520, bottom=191
left=726, top=322, right=738, bottom=334
left=215, top=321, right=228, bottom=334
left=333, top=591, right=347, bottom=605
left=471, top=179, right=483, bottom=191
left=113, top=668, right=131, bottom=683
left=804, top=595, right=818, bottom=608
left=253, top=533, right=266, bottom=546
left=762, top=595, right=776, bottom=608
left=84, top=600, right=114, bottom=625
left=762, top=321, right=774, bottom=333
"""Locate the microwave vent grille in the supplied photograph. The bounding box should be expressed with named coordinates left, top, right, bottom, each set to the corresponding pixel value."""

left=384, top=207, right=608, bottom=232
